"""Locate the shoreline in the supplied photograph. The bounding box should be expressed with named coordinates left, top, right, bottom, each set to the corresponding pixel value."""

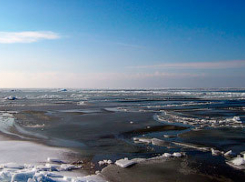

left=0, top=131, right=106, bottom=181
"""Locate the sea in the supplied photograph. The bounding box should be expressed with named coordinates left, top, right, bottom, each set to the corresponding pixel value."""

left=0, top=88, right=245, bottom=182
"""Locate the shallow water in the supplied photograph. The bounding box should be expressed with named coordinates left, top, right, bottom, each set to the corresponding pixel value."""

left=0, top=88, right=245, bottom=181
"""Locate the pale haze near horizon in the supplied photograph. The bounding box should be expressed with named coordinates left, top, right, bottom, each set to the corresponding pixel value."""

left=0, top=0, right=245, bottom=89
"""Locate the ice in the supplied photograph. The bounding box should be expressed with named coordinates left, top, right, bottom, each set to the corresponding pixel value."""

left=163, top=134, right=176, bottom=138
left=133, top=137, right=152, bottom=144
left=162, top=153, right=172, bottom=158
left=0, top=171, right=12, bottom=181
left=241, top=151, right=245, bottom=159
left=211, top=148, right=223, bottom=156
left=115, top=152, right=185, bottom=168
left=11, top=171, right=35, bottom=182
left=98, top=160, right=112, bottom=166
left=77, top=101, right=86, bottom=105
left=172, top=152, right=182, bottom=157
left=230, top=156, right=245, bottom=166
left=46, top=172, right=64, bottom=178
left=156, top=111, right=244, bottom=128
left=27, top=179, right=35, bottom=182
left=104, top=107, right=128, bottom=112
left=72, top=175, right=106, bottom=182
left=0, top=139, right=107, bottom=182
left=47, top=158, right=64, bottom=164
left=224, top=150, right=235, bottom=157
left=151, top=138, right=166, bottom=146
left=172, top=142, right=210, bottom=152
left=5, top=96, right=17, bottom=100
left=115, top=158, right=136, bottom=168
left=45, top=163, right=60, bottom=171
left=0, top=162, right=105, bottom=182
left=34, top=165, right=51, bottom=171
left=60, top=164, right=80, bottom=171
left=1, top=163, right=24, bottom=169
left=133, top=137, right=167, bottom=146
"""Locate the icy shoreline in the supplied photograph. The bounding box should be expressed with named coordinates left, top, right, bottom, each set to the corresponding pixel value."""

left=0, top=139, right=106, bottom=182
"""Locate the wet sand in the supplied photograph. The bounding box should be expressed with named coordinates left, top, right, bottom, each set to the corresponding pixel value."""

left=101, top=158, right=231, bottom=182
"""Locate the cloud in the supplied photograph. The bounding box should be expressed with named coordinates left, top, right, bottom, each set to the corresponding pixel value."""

left=132, top=60, right=245, bottom=70
left=0, top=31, right=60, bottom=43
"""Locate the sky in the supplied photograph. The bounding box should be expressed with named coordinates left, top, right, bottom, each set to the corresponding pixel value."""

left=0, top=0, right=245, bottom=88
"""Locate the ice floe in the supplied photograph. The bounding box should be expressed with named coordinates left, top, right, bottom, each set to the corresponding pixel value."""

left=211, top=148, right=224, bottom=156
left=172, top=142, right=210, bottom=152
left=5, top=96, right=17, bottom=100
left=115, top=152, right=186, bottom=168
left=133, top=137, right=169, bottom=147
left=47, top=158, right=65, bottom=164
left=115, top=158, right=136, bottom=168
left=227, top=155, right=245, bottom=170
left=156, top=111, right=244, bottom=128
left=133, top=137, right=152, bottom=144
left=224, top=150, right=235, bottom=157
left=59, top=89, right=67, bottom=92
left=77, top=101, right=86, bottom=106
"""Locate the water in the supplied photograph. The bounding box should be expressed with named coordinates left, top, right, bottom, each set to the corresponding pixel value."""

left=0, top=88, right=245, bottom=181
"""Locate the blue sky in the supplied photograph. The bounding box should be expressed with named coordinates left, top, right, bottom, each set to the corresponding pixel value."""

left=0, top=0, right=245, bottom=88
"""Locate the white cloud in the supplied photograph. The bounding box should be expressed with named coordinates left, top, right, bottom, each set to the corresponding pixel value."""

left=0, top=31, right=60, bottom=43
left=132, top=60, right=245, bottom=70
